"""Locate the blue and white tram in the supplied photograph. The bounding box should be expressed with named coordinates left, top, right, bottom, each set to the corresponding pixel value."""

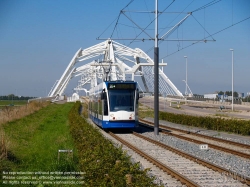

left=89, top=81, right=139, bottom=129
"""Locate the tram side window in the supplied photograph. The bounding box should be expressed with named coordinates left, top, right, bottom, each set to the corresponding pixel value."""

left=104, top=99, right=108, bottom=116
left=92, top=101, right=94, bottom=112
left=98, top=94, right=102, bottom=115
left=94, top=95, right=98, bottom=113
left=91, top=97, right=94, bottom=112
left=101, top=90, right=108, bottom=116
left=89, top=97, right=92, bottom=112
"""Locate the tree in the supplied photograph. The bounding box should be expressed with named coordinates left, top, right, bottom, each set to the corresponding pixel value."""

left=218, top=91, right=224, bottom=95
left=221, top=91, right=239, bottom=97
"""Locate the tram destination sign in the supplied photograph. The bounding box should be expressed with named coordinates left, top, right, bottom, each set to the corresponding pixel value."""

left=108, top=83, right=135, bottom=90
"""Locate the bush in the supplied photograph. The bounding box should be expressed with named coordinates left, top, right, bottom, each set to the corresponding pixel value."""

left=158, top=111, right=250, bottom=135
left=69, top=102, right=160, bottom=186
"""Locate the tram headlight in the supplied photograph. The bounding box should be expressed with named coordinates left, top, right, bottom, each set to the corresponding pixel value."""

left=129, top=114, right=134, bottom=120
left=110, top=114, right=115, bottom=120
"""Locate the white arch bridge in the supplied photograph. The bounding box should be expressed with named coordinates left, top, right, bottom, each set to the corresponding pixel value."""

left=48, top=40, right=183, bottom=99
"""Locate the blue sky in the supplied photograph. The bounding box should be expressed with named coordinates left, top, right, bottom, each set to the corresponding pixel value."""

left=0, top=0, right=249, bottom=97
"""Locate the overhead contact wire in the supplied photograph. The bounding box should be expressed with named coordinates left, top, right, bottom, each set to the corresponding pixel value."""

left=97, top=17, right=119, bottom=40
left=192, top=0, right=222, bottom=13
left=128, top=0, right=176, bottom=46
left=147, top=0, right=221, bottom=53
left=110, top=0, right=135, bottom=39
left=160, top=16, right=250, bottom=59
left=146, top=0, right=195, bottom=54
left=192, top=14, right=215, bottom=41
left=110, top=13, right=121, bottom=39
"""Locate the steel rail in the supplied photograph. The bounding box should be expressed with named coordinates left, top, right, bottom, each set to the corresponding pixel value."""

left=140, top=118, right=250, bottom=149
left=139, top=119, right=250, bottom=160
left=108, top=131, right=200, bottom=187
left=132, top=131, right=250, bottom=186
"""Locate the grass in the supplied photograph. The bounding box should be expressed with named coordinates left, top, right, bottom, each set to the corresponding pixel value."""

left=0, top=102, right=49, bottom=126
left=138, top=103, right=154, bottom=119
left=0, top=100, right=28, bottom=107
left=1, top=103, right=80, bottom=186
left=172, top=106, right=183, bottom=109
left=139, top=102, right=250, bottom=135
left=0, top=101, right=50, bottom=163
left=214, top=113, right=229, bottom=118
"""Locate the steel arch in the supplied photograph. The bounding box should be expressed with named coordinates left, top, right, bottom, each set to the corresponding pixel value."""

left=48, top=40, right=183, bottom=97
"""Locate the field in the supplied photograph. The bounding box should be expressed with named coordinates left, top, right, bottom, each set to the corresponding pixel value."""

left=0, top=103, right=82, bottom=186
left=0, top=100, right=28, bottom=105
left=0, top=100, right=28, bottom=109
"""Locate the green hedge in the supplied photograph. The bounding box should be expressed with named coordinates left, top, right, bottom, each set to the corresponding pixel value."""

left=69, top=102, right=160, bottom=187
left=159, top=111, right=250, bottom=135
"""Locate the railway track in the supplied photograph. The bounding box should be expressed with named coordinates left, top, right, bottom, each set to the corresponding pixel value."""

left=108, top=131, right=249, bottom=186
left=109, top=132, right=199, bottom=187
left=139, top=118, right=250, bottom=160
left=82, top=97, right=250, bottom=185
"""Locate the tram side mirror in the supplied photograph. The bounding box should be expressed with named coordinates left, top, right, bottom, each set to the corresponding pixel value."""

left=136, top=89, right=139, bottom=100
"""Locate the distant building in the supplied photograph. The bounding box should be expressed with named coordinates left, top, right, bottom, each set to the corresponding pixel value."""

left=218, top=94, right=228, bottom=100
left=204, top=93, right=218, bottom=99
left=238, top=93, right=244, bottom=98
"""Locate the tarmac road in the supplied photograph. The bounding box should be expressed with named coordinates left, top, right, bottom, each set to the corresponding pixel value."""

left=140, top=96, right=250, bottom=120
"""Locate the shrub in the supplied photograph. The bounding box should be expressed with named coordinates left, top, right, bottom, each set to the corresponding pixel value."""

left=69, top=102, right=160, bottom=186
left=158, top=111, right=250, bottom=135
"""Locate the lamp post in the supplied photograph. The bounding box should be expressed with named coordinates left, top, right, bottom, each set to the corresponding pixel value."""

left=184, top=56, right=188, bottom=95
left=230, top=49, right=234, bottom=111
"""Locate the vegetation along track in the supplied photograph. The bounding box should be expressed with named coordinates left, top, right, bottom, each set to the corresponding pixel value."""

left=139, top=118, right=250, bottom=160
left=108, top=131, right=249, bottom=186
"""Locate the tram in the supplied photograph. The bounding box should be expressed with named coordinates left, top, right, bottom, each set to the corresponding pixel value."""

left=89, top=81, right=139, bottom=128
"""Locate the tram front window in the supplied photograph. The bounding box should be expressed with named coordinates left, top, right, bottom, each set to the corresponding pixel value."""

left=109, top=90, right=135, bottom=111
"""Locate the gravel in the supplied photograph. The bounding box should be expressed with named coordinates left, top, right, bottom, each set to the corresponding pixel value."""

left=87, top=119, right=184, bottom=187
left=87, top=117, right=250, bottom=186
left=118, top=133, right=246, bottom=186
left=138, top=126, right=250, bottom=179
left=146, top=118, right=250, bottom=146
